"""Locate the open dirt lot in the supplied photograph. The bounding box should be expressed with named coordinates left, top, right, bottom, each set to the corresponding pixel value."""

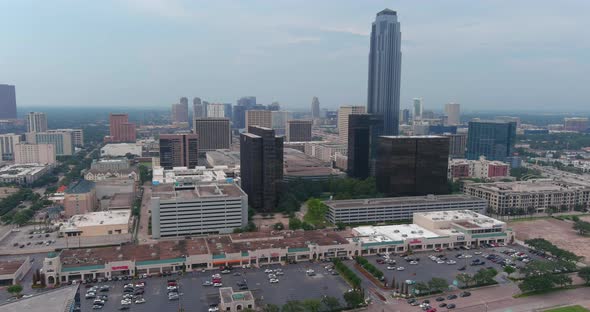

left=509, top=218, right=590, bottom=264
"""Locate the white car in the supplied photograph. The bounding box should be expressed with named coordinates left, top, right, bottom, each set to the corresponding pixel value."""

left=264, top=269, right=273, bottom=273
left=436, top=260, right=445, bottom=264
left=121, top=299, right=132, bottom=305
left=167, top=286, right=178, bottom=291
left=474, top=251, right=482, bottom=255
left=269, top=278, right=279, bottom=283
left=409, top=261, right=418, bottom=265
left=268, top=274, right=276, bottom=279
left=212, top=274, right=221, bottom=278
left=396, top=267, right=405, bottom=271
left=387, top=266, right=396, bottom=270
left=213, top=283, right=223, bottom=287
left=202, top=281, right=213, bottom=286
left=135, top=298, right=146, bottom=304
left=208, top=307, right=220, bottom=312
left=464, top=254, right=473, bottom=258
left=446, top=260, right=457, bottom=265
left=168, top=294, right=179, bottom=301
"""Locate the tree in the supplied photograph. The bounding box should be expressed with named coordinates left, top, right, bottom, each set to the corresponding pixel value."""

left=336, top=222, right=346, bottom=231
left=7, top=284, right=23, bottom=297
left=573, top=220, right=590, bottom=236
left=504, top=266, right=516, bottom=275
left=321, top=296, right=341, bottom=312
left=428, top=277, right=448, bottom=293
left=578, top=267, right=590, bottom=285
left=456, top=273, right=473, bottom=288
left=273, top=222, right=285, bottom=230
left=519, top=275, right=555, bottom=293
left=302, top=299, right=321, bottom=312
left=413, top=282, right=430, bottom=295
left=289, top=218, right=302, bottom=230
left=282, top=300, right=304, bottom=312
left=343, top=289, right=364, bottom=308
left=263, top=304, right=280, bottom=312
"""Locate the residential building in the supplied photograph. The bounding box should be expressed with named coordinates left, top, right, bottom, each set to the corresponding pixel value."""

left=63, top=180, right=97, bottom=217
left=25, top=112, right=48, bottom=132
left=193, top=97, right=204, bottom=118
left=0, top=133, right=21, bottom=161
left=413, top=98, right=423, bottom=121
left=448, top=160, right=470, bottom=180
left=466, top=121, right=516, bottom=161
left=0, top=84, right=17, bottom=119
left=448, top=157, right=510, bottom=180
left=367, top=9, right=402, bottom=135
left=207, top=103, right=225, bottom=118
left=564, top=117, right=589, bottom=132
left=245, top=110, right=272, bottom=129
left=60, top=211, right=131, bottom=237
left=347, top=114, right=384, bottom=179
left=52, top=129, right=84, bottom=147
left=444, top=133, right=467, bottom=158
left=108, top=113, right=136, bottom=143
left=26, top=131, right=74, bottom=156
left=376, top=136, right=450, bottom=196
left=150, top=183, right=248, bottom=238
left=240, top=126, right=283, bottom=212
left=311, top=97, right=320, bottom=119
left=0, top=164, right=50, bottom=185
left=338, top=106, right=365, bottom=143
left=325, top=194, right=486, bottom=224
left=100, top=143, right=142, bottom=157
left=159, top=134, right=199, bottom=169
left=444, top=103, right=460, bottom=125
left=13, top=143, right=56, bottom=165
left=286, top=120, right=312, bottom=142
left=193, top=118, right=231, bottom=151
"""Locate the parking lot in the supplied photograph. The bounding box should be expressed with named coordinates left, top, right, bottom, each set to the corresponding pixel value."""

left=78, top=262, right=351, bottom=312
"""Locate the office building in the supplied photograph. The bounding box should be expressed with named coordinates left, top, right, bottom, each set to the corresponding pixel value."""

left=466, top=121, right=516, bottom=161
left=347, top=114, right=384, bottom=179
left=337, top=106, right=365, bottom=143
left=367, top=9, right=402, bottom=135
left=237, top=96, right=256, bottom=108
left=401, top=109, right=411, bottom=124
left=193, top=118, right=231, bottom=151
left=271, top=111, right=291, bottom=135
left=14, top=143, right=56, bottom=165
left=268, top=102, right=280, bottom=111
left=0, top=84, right=17, bottom=119
left=63, top=180, right=97, bottom=217
left=413, top=98, right=423, bottom=121
left=171, top=101, right=189, bottom=124
left=303, top=142, right=347, bottom=162
left=159, top=134, right=199, bottom=169
left=311, top=97, right=320, bottom=119
left=283, top=148, right=345, bottom=181
left=444, top=133, right=467, bottom=158
left=108, top=113, right=136, bottom=143
left=245, top=110, right=272, bottom=129
left=223, top=103, right=233, bottom=120
left=151, top=182, right=248, bottom=238
left=232, top=105, right=247, bottom=129
left=0, top=133, right=21, bottom=161
left=463, top=179, right=590, bottom=215
left=286, top=120, right=312, bottom=142
left=193, top=97, right=204, bottom=118
left=324, top=194, right=486, bottom=224
left=51, top=129, right=84, bottom=147
left=0, top=164, right=50, bottom=185
left=444, top=103, right=460, bottom=125
left=240, top=126, right=283, bottom=212
left=376, top=136, right=450, bottom=196
left=207, top=103, right=225, bottom=118
left=25, top=112, right=48, bottom=132
left=564, top=117, right=589, bottom=132
left=26, top=131, right=74, bottom=156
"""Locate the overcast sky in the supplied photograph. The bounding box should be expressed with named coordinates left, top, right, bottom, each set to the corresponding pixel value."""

left=1, top=0, right=589, bottom=112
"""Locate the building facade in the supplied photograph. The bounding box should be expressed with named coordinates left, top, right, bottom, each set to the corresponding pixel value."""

left=193, top=97, right=204, bottom=118
left=26, top=131, right=74, bottom=156
left=108, top=113, right=136, bottom=143
left=337, top=106, right=366, bottom=143
left=286, top=120, right=312, bottom=142
left=347, top=114, right=384, bottom=179
left=444, top=103, right=460, bottom=125
left=245, top=110, right=272, bottom=129
left=564, top=117, right=589, bottom=132
left=0, top=133, right=21, bottom=161
left=466, top=121, right=516, bottom=161
left=193, top=118, right=231, bottom=151
left=311, top=97, right=320, bottom=119
left=52, top=129, right=84, bottom=147
left=207, top=103, right=226, bottom=118
left=14, top=143, right=56, bottom=165
left=172, top=100, right=189, bottom=124
left=376, top=136, right=450, bottom=196
left=444, top=133, right=467, bottom=159
left=25, top=112, right=48, bottom=132
left=0, top=84, right=17, bottom=119
left=63, top=180, right=97, bottom=217
left=159, top=134, right=199, bottom=169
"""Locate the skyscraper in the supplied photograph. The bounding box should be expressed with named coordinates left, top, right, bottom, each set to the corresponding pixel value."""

left=240, top=126, right=283, bottom=212
left=207, top=103, right=225, bottom=118
left=108, top=113, right=136, bottom=143
left=338, top=106, right=366, bottom=143
left=232, top=105, right=247, bottom=129
left=466, top=121, right=517, bottom=161
left=271, top=110, right=292, bottom=136
left=444, top=103, right=461, bottom=125
left=401, top=109, right=411, bottom=125
left=347, top=114, right=384, bottom=179
left=0, top=84, right=17, bottom=119
left=311, top=97, right=320, bottom=119
left=193, top=118, right=231, bottom=151
left=246, top=110, right=272, bottom=129
left=159, top=134, right=199, bottom=169
left=26, top=112, right=48, bottom=132
left=413, top=98, right=423, bottom=121
left=268, top=102, right=280, bottom=111
left=193, top=97, right=204, bottom=118
left=171, top=102, right=189, bottom=124
left=286, top=120, right=312, bottom=142
left=367, top=9, right=402, bottom=135
left=376, top=136, right=450, bottom=196
left=237, top=96, right=257, bottom=107
left=444, top=133, right=467, bottom=159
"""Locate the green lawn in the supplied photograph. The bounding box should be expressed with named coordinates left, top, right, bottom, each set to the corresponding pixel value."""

left=544, top=305, right=590, bottom=312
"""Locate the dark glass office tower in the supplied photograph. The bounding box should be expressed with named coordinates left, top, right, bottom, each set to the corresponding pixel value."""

left=240, top=126, right=284, bottom=212
left=466, top=121, right=517, bottom=161
left=347, top=114, right=384, bottom=179
left=159, top=134, right=199, bottom=169
left=376, top=136, right=449, bottom=196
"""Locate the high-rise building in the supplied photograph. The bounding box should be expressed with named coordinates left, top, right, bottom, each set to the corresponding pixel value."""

left=0, top=84, right=17, bottom=119
left=26, top=112, right=48, bottom=132
left=444, top=103, right=461, bottom=125
left=207, top=103, right=225, bottom=118
left=202, top=101, right=210, bottom=118
left=286, top=120, right=312, bottom=142
left=311, top=97, right=320, bottom=119
left=193, top=118, right=231, bottom=151
left=413, top=98, right=423, bottom=121
left=223, top=103, right=233, bottom=120
left=0, top=133, right=21, bottom=161
left=466, top=121, right=516, bottom=161
left=193, top=97, right=204, bottom=118
left=367, top=9, right=402, bottom=135
left=268, top=102, right=280, bottom=111
left=171, top=100, right=189, bottom=124
left=564, top=117, right=589, bottom=132
left=52, top=129, right=84, bottom=147
left=237, top=96, right=256, bottom=108
left=159, top=134, right=199, bottom=169
left=444, top=133, right=467, bottom=159
left=376, top=136, right=450, bottom=196
left=232, top=105, right=247, bottom=129
left=495, top=116, right=521, bottom=128
left=108, top=113, right=136, bottom=143
left=347, top=114, right=384, bottom=179
left=338, top=106, right=366, bottom=143
left=401, top=109, right=411, bottom=124
left=26, top=131, right=74, bottom=156
left=271, top=111, right=291, bottom=136
left=180, top=97, right=189, bottom=107
left=240, top=126, right=283, bottom=212
left=246, top=110, right=272, bottom=129
left=14, top=143, right=56, bottom=165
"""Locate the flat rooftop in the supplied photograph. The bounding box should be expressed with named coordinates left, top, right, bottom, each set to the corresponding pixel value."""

left=0, top=164, right=47, bottom=177
left=0, top=258, right=26, bottom=275
left=220, top=287, right=254, bottom=303
left=325, top=194, right=486, bottom=209
left=380, top=135, right=446, bottom=139
left=152, top=166, right=232, bottom=184
left=153, top=183, right=245, bottom=200
left=353, top=224, right=440, bottom=242
left=414, top=210, right=505, bottom=228
left=0, top=285, right=79, bottom=312
left=466, top=179, right=590, bottom=193
left=206, top=150, right=240, bottom=166
left=65, top=211, right=131, bottom=228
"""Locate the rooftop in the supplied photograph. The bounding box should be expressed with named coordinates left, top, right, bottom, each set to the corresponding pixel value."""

left=0, top=164, right=48, bottom=177
left=380, top=135, right=446, bottom=139
left=65, top=179, right=95, bottom=194
left=414, top=210, right=505, bottom=228
left=0, top=285, right=79, bottom=312
left=206, top=150, right=240, bottom=166
left=152, top=183, right=246, bottom=200
left=325, top=194, right=486, bottom=209
left=0, top=258, right=26, bottom=275
left=220, top=287, right=254, bottom=304
left=152, top=166, right=233, bottom=184
left=63, top=211, right=131, bottom=230
left=353, top=224, right=440, bottom=242
left=465, top=179, right=590, bottom=193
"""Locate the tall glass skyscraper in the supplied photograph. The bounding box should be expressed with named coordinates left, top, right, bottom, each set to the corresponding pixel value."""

left=466, top=121, right=517, bottom=161
left=367, top=9, right=402, bottom=135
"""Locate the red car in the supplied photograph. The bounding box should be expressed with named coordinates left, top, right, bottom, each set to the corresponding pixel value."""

left=376, top=259, right=385, bottom=264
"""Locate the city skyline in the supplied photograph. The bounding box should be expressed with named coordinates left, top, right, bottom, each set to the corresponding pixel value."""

left=1, top=1, right=589, bottom=112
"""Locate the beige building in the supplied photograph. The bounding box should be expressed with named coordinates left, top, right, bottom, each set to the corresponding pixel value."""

left=0, top=257, right=32, bottom=286
left=60, top=211, right=131, bottom=237
left=245, top=110, right=272, bottom=129
left=63, top=180, right=97, bottom=217
left=14, top=143, right=56, bottom=165
left=444, top=103, right=460, bottom=125
left=337, top=106, right=365, bottom=143
left=207, top=103, right=225, bottom=118
left=219, top=287, right=255, bottom=312
left=51, top=129, right=84, bottom=147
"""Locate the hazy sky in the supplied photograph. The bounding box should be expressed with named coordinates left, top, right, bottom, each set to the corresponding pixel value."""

left=1, top=0, right=589, bottom=112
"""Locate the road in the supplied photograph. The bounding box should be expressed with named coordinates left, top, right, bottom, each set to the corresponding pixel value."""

left=137, top=182, right=155, bottom=245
